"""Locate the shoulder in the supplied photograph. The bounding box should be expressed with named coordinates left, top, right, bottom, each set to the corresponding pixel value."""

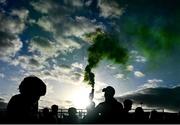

left=8, top=94, right=23, bottom=106
left=95, top=102, right=106, bottom=109
left=9, top=94, right=21, bottom=102
left=97, top=102, right=106, bottom=107
left=114, top=99, right=123, bottom=107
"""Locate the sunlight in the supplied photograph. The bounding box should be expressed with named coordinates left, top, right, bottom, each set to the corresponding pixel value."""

left=72, top=87, right=90, bottom=109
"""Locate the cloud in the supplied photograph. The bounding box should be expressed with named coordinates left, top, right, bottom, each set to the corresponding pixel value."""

left=32, top=0, right=104, bottom=38
left=28, top=36, right=56, bottom=59
left=11, top=9, right=29, bottom=20
left=140, top=79, right=163, bottom=89
left=126, top=65, right=134, bottom=71
left=37, top=17, right=55, bottom=32
left=27, top=36, right=82, bottom=71
left=64, top=0, right=83, bottom=7
left=0, top=31, right=22, bottom=59
left=114, top=73, right=124, bottom=79
left=71, top=62, right=83, bottom=69
left=134, top=71, right=145, bottom=78
left=0, top=11, right=26, bottom=34
left=117, top=86, right=180, bottom=112
left=0, top=9, right=28, bottom=60
left=148, top=79, right=163, bottom=84
left=31, top=0, right=55, bottom=14
left=106, top=64, right=116, bottom=70
left=28, top=0, right=105, bottom=74
left=0, top=0, right=6, bottom=4
left=0, top=73, right=5, bottom=78
left=35, top=64, right=84, bottom=86
left=130, top=50, right=147, bottom=63
left=135, top=56, right=147, bottom=63
left=99, top=0, right=124, bottom=18
left=9, top=55, right=44, bottom=71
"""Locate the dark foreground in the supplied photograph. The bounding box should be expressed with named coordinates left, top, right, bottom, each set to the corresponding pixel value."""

left=1, top=109, right=180, bottom=124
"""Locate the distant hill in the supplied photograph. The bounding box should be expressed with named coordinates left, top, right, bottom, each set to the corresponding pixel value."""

left=116, top=86, right=180, bottom=112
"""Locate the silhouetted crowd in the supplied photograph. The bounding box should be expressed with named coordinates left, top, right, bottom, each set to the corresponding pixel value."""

left=0, top=76, right=180, bottom=124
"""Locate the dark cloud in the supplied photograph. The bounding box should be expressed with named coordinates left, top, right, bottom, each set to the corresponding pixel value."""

left=0, top=31, right=22, bottom=58
left=31, top=36, right=52, bottom=48
left=29, top=58, right=40, bottom=66
left=117, top=86, right=180, bottom=111
left=0, top=10, right=25, bottom=59
left=0, top=31, right=16, bottom=47
left=65, top=100, right=72, bottom=104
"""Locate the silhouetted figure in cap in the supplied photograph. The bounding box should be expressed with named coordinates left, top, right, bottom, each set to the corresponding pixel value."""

left=7, top=76, right=46, bottom=123
left=94, top=86, right=123, bottom=123
left=63, top=107, right=79, bottom=124
left=122, top=99, right=133, bottom=123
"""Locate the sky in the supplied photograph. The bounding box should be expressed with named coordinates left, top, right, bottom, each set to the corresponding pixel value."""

left=0, top=0, right=180, bottom=112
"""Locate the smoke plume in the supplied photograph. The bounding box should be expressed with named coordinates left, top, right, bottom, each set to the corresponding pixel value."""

left=84, top=30, right=129, bottom=87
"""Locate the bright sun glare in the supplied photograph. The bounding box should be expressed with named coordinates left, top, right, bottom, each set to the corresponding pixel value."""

left=72, top=88, right=90, bottom=109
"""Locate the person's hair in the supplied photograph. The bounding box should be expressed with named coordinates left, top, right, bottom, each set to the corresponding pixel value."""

left=68, top=107, right=77, bottom=115
left=51, top=104, right=58, bottom=112
left=19, top=75, right=46, bottom=96
left=123, top=99, right=133, bottom=106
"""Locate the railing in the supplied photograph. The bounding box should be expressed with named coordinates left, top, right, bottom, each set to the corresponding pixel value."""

left=39, top=109, right=87, bottom=119
left=39, top=108, right=164, bottom=119
left=0, top=108, right=165, bottom=119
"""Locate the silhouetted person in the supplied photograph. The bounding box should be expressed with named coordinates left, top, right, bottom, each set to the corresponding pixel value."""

left=149, top=109, right=161, bottom=123
left=7, top=76, right=46, bottom=123
left=122, top=99, right=133, bottom=123
left=63, top=107, right=79, bottom=124
left=40, top=107, right=52, bottom=123
left=86, top=101, right=95, bottom=114
left=83, top=101, right=96, bottom=123
left=176, top=111, right=180, bottom=123
left=94, top=86, right=123, bottom=123
left=49, top=104, right=60, bottom=123
left=134, top=107, right=146, bottom=123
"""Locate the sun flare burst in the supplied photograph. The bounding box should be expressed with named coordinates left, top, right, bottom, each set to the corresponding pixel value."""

left=72, top=87, right=90, bottom=109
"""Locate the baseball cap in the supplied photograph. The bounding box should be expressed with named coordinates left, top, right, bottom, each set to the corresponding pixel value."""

left=102, top=86, right=115, bottom=96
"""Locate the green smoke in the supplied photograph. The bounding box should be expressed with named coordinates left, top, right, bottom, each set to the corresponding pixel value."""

left=84, top=30, right=129, bottom=87
left=121, top=15, right=180, bottom=64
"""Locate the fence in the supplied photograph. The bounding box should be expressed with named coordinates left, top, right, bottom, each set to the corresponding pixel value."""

left=39, top=108, right=87, bottom=119
left=39, top=108, right=164, bottom=119
left=1, top=108, right=165, bottom=119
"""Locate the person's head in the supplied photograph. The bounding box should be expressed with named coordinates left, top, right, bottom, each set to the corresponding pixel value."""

left=19, top=76, right=46, bottom=102
left=102, top=86, right=115, bottom=100
left=68, top=107, right=77, bottom=116
left=43, top=107, right=50, bottom=116
left=135, top=107, right=144, bottom=121
left=51, top=104, right=58, bottom=114
left=149, top=109, right=158, bottom=120
left=123, top=99, right=133, bottom=111
left=135, top=107, right=144, bottom=115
